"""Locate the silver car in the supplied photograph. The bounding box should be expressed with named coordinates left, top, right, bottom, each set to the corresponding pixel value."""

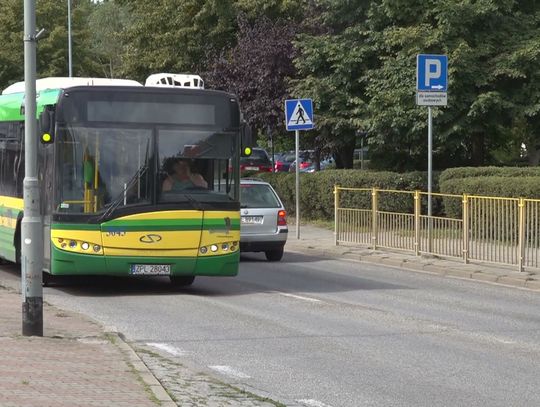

left=240, top=179, right=288, bottom=261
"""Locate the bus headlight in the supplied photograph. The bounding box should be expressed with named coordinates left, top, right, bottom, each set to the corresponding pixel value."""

left=210, top=244, right=218, bottom=252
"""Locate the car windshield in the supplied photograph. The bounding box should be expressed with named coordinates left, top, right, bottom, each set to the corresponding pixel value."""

left=241, top=184, right=281, bottom=208
left=282, top=154, right=296, bottom=162
left=241, top=149, right=270, bottom=164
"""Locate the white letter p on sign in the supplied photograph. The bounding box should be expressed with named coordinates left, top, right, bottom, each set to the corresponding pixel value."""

left=424, top=59, right=441, bottom=87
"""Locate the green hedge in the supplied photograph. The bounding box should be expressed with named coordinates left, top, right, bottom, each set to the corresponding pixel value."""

left=438, top=167, right=540, bottom=218
left=439, top=166, right=540, bottom=184
left=257, top=170, right=433, bottom=220
left=253, top=167, right=540, bottom=222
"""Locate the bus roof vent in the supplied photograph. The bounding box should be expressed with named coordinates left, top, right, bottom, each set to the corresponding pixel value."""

left=145, top=73, right=204, bottom=89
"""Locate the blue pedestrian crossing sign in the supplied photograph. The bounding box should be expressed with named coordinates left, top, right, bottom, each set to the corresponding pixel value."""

left=285, top=99, right=314, bottom=131
left=416, top=54, right=448, bottom=92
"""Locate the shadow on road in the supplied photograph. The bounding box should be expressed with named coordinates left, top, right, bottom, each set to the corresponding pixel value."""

left=1, top=250, right=410, bottom=298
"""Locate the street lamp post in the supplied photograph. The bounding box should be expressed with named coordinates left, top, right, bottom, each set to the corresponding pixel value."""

left=68, top=0, right=72, bottom=77
left=22, top=0, right=44, bottom=337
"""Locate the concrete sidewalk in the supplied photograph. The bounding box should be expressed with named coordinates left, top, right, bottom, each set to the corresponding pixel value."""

left=0, top=284, right=176, bottom=407
left=285, top=224, right=540, bottom=292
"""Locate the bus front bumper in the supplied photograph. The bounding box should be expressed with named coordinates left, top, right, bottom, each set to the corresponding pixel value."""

left=50, top=246, right=239, bottom=277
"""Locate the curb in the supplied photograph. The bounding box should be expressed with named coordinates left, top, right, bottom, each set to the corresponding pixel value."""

left=106, top=330, right=177, bottom=407
left=286, top=245, right=540, bottom=293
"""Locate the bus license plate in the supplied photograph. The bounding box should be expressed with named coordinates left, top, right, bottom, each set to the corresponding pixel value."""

left=241, top=216, right=263, bottom=224
left=130, top=264, right=171, bottom=275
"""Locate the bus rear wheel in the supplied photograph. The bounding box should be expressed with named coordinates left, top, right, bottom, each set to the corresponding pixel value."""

left=170, top=276, right=195, bottom=286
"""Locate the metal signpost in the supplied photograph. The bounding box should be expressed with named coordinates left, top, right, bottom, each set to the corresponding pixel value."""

left=416, top=54, right=448, bottom=252
left=22, top=0, right=43, bottom=336
left=285, top=99, right=314, bottom=239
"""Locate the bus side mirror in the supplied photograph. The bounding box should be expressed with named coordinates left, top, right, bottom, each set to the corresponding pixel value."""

left=39, top=105, right=55, bottom=144
left=241, top=122, right=253, bottom=157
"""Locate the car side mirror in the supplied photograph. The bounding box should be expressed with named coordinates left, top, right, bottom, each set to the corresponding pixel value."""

left=39, top=105, right=55, bottom=144
left=241, top=122, right=253, bottom=157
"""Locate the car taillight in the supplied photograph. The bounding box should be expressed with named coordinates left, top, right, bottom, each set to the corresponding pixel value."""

left=277, top=210, right=287, bottom=226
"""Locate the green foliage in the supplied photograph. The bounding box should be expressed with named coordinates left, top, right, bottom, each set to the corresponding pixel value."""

left=87, top=0, right=131, bottom=78
left=439, top=166, right=540, bottom=217
left=118, top=0, right=238, bottom=81
left=0, top=0, right=103, bottom=88
left=258, top=169, right=431, bottom=220
left=292, top=0, right=540, bottom=170
left=439, top=166, right=540, bottom=184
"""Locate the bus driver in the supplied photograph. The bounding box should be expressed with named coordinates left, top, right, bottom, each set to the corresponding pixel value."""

left=162, top=158, right=208, bottom=192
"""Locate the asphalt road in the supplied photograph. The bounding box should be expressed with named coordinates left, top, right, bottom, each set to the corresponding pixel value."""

left=2, top=252, right=540, bottom=407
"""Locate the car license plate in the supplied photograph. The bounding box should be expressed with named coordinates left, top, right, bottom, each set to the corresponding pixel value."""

left=245, top=166, right=259, bottom=171
left=241, top=216, right=263, bottom=224
left=130, top=264, right=171, bottom=275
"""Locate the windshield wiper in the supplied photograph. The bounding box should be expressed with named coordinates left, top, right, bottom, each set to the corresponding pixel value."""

left=95, top=165, right=148, bottom=222
left=184, top=194, right=204, bottom=210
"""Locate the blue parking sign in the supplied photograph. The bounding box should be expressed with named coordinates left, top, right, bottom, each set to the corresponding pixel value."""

left=417, top=54, right=448, bottom=92
left=285, top=99, right=314, bottom=131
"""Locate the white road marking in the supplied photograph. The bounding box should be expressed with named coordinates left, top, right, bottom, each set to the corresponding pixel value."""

left=297, top=399, right=334, bottom=407
left=273, top=291, right=323, bottom=303
left=208, top=365, right=251, bottom=379
left=146, top=342, right=187, bottom=356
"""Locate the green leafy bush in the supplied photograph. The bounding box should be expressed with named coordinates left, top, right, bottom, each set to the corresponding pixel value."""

left=440, top=176, right=540, bottom=218
left=258, top=170, right=433, bottom=220
left=439, top=167, right=540, bottom=184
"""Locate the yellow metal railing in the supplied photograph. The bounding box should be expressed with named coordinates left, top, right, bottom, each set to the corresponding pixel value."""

left=334, top=186, right=540, bottom=272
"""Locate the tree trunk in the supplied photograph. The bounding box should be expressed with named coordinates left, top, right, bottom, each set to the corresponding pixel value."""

left=471, top=133, right=485, bottom=166
left=333, top=138, right=356, bottom=169
left=527, top=147, right=540, bottom=166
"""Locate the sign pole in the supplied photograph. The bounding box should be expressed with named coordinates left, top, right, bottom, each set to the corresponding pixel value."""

left=295, top=129, right=300, bottom=239
left=22, top=0, right=43, bottom=336
left=427, top=106, right=433, bottom=252
left=285, top=98, right=314, bottom=240
left=416, top=54, right=447, bottom=254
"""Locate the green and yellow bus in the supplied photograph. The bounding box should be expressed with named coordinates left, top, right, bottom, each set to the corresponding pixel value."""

left=0, top=76, right=250, bottom=286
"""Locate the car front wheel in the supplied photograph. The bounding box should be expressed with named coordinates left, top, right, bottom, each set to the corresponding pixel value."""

left=265, top=247, right=284, bottom=262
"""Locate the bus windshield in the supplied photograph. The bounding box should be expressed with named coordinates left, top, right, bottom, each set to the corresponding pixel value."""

left=55, top=125, right=237, bottom=215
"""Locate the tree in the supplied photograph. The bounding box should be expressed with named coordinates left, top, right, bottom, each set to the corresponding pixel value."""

left=88, top=0, right=131, bottom=78
left=205, top=15, right=298, bottom=140
left=0, top=0, right=102, bottom=89
left=365, top=0, right=540, bottom=170
left=292, top=0, right=540, bottom=170
left=291, top=0, right=374, bottom=168
left=118, top=0, right=238, bottom=81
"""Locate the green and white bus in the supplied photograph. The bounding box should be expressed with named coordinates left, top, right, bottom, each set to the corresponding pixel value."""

left=0, top=74, right=251, bottom=285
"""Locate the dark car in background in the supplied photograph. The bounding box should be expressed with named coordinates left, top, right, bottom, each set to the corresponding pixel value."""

left=240, top=148, right=272, bottom=173
left=300, top=157, right=335, bottom=173
left=288, top=151, right=314, bottom=172
left=273, top=152, right=295, bottom=172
